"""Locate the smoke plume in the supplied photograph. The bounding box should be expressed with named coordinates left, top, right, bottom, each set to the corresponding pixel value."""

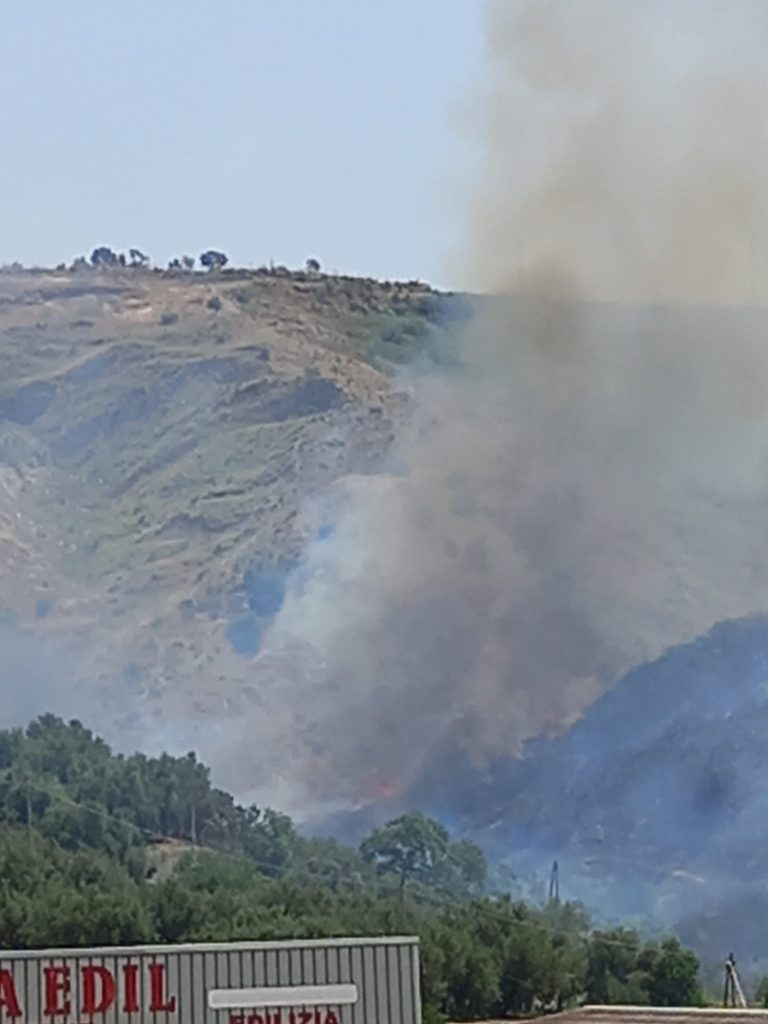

left=222, top=0, right=768, bottom=815
left=471, top=0, right=768, bottom=305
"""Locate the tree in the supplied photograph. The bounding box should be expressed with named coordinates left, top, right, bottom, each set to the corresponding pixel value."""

left=199, top=250, right=228, bottom=272
left=305, top=258, right=321, bottom=273
left=360, top=813, right=449, bottom=896
left=90, top=247, right=118, bottom=268
left=441, top=932, right=499, bottom=1020
left=446, top=838, right=488, bottom=893
left=289, top=836, right=369, bottom=891
left=755, top=975, right=768, bottom=1008
left=239, top=807, right=297, bottom=874
left=181, top=255, right=195, bottom=271
left=640, top=937, right=701, bottom=1007
left=152, top=877, right=205, bottom=943
left=586, top=928, right=643, bottom=1005
left=128, top=249, right=149, bottom=268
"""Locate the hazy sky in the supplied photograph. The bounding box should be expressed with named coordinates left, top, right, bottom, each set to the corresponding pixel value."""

left=0, top=2, right=482, bottom=288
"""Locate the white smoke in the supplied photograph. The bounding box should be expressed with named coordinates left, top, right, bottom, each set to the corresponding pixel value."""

left=215, top=0, right=768, bottom=816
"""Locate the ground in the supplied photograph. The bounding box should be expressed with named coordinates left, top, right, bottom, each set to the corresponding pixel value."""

left=0, top=265, right=454, bottom=748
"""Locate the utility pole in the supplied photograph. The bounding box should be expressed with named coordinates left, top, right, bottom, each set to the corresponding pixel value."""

left=548, top=860, right=560, bottom=903
left=26, top=780, right=33, bottom=851
left=723, top=953, right=747, bottom=1009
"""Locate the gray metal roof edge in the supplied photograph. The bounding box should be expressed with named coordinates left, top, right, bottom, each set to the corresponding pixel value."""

left=0, top=936, right=420, bottom=961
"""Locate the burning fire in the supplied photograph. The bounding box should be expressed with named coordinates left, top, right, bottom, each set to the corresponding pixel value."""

left=356, top=770, right=399, bottom=805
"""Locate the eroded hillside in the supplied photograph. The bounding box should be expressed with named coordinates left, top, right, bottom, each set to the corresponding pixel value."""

left=0, top=266, right=458, bottom=749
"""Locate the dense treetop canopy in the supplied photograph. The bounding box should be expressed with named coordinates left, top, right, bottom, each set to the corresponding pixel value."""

left=0, top=715, right=703, bottom=1019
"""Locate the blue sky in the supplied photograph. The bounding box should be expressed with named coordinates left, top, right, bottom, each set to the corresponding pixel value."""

left=0, top=2, right=483, bottom=288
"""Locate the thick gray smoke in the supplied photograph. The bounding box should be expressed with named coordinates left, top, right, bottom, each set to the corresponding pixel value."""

left=221, top=0, right=768, bottom=816
left=471, top=0, right=768, bottom=305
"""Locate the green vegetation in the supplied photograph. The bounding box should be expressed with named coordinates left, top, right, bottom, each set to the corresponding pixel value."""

left=0, top=715, right=702, bottom=1018
left=365, top=292, right=471, bottom=369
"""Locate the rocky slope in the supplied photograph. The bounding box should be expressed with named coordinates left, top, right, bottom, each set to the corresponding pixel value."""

left=0, top=266, right=457, bottom=749
left=414, top=613, right=768, bottom=966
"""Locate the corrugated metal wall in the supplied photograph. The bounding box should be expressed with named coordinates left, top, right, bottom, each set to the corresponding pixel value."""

left=0, top=937, right=420, bottom=1024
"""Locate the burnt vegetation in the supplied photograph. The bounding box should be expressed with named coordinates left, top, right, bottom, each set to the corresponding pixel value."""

left=0, top=715, right=703, bottom=1017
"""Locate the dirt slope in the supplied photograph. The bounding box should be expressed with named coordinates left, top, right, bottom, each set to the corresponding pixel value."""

left=0, top=266, right=449, bottom=746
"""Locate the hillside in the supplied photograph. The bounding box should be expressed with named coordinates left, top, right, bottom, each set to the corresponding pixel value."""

left=0, top=713, right=705, bottom=1016
left=6, top=264, right=768, bottom=972
left=0, top=265, right=461, bottom=752
left=404, top=614, right=768, bottom=969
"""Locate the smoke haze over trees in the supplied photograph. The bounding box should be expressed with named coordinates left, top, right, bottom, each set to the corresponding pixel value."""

left=0, top=715, right=704, bottom=1016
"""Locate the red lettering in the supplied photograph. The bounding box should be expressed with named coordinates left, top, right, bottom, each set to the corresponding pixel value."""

left=298, top=1011, right=312, bottom=1024
left=246, top=1015, right=264, bottom=1024
left=81, top=966, right=116, bottom=1016
left=325, top=1013, right=339, bottom=1024
left=122, top=964, right=139, bottom=1014
left=44, top=967, right=71, bottom=1016
left=229, top=1016, right=244, bottom=1024
left=0, top=971, right=21, bottom=1019
left=148, top=963, right=176, bottom=1013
